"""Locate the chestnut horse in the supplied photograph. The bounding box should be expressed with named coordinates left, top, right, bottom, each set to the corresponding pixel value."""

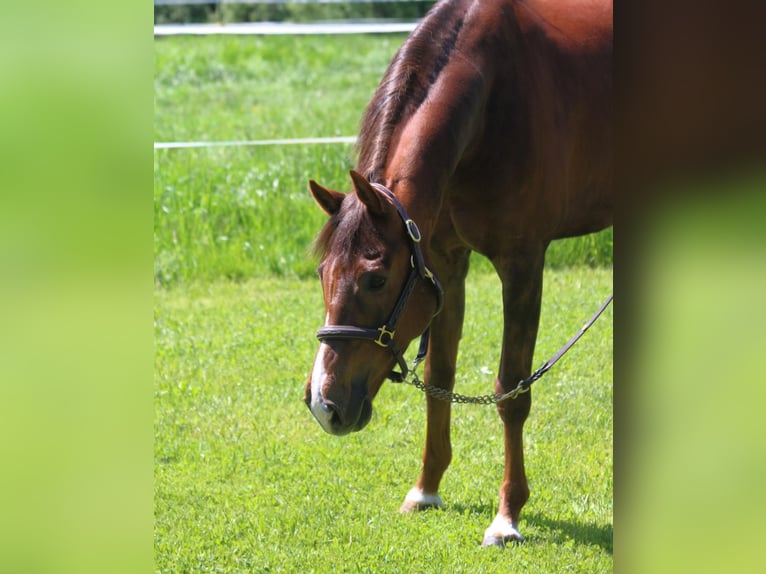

left=304, top=0, right=612, bottom=547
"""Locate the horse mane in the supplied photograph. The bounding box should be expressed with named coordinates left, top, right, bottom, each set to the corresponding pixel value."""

left=314, top=1, right=471, bottom=261
left=311, top=196, right=383, bottom=263
left=356, top=0, right=467, bottom=183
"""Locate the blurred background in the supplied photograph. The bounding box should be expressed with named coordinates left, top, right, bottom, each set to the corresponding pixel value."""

left=0, top=1, right=764, bottom=572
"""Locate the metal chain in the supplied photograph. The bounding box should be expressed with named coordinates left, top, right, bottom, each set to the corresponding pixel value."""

left=401, top=368, right=529, bottom=405
left=396, top=292, right=613, bottom=405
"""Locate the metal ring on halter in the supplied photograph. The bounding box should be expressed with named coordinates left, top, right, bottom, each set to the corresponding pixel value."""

left=405, top=219, right=421, bottom=242
left=316, top=183, right=444, bottom=382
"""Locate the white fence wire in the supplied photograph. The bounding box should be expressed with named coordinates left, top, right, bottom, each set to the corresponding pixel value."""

left=154, top=137, right=357, bottom=150
left=154, top=21, right=418, bottom=35
left=154, top=0, right=425, bottom=149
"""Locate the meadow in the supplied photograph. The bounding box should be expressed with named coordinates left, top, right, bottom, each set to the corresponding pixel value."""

left=154, top=35, right=612, bottom=286
left=155, top=33, right=613, bottom=572
left=155, top=271, right=613, bottom=573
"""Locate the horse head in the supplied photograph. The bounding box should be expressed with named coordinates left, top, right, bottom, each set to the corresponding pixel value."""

left=305, top=170, right=442, bottom=435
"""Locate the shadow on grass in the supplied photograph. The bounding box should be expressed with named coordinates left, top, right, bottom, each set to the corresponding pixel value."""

left=449, top=503, right=612, bottom=554
left=523, top=510, right=613, bottom=554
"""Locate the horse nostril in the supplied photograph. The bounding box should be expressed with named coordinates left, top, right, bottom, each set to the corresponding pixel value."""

left=322, top=399, right=343, bottom=427
left=309, top=393, right=370, bottom=435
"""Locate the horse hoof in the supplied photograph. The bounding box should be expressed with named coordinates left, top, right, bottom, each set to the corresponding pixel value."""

left=481, top=534, right=524, bottom=548
left=482, top=515, right=524, bottom=548
left=481, top=535, right=507, bottom=548
left=399, top=500, right=444, bottom=513
left=399, top=487, right=445, bottom=513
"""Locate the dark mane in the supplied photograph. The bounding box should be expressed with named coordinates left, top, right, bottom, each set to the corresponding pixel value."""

left=356, top=0, right=467, bottom=182
left=311, top=195, right=383, bottom=263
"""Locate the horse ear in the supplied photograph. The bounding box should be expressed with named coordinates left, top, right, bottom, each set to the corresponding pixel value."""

left=349, top=170, right=386, bottom=216
left=309, top=180, right=344, bottom=216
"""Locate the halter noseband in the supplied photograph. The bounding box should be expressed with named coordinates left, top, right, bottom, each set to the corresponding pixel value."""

left=315, top=183, right=444, bottom=382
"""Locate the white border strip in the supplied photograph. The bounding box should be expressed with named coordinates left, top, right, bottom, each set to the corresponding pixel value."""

left=154, top=136, right=357, bottom=149
left=154, top=21, right=418, bottom=36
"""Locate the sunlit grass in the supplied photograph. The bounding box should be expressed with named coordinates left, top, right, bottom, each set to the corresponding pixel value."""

left=154, top=34, right=613, bottom=570
left=154, top=35, right=613, bottom=287
left=154, top=268, right=612, bottom=572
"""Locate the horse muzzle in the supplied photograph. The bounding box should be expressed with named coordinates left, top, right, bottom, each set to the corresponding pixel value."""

left=305, top=382, right=373, bottom=436
left=305, top=341, right=377, bottom=435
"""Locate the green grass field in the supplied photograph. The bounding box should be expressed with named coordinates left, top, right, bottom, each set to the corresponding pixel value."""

left=155, top=33, right=612, bottom=572
left=155, top=269, right=613, bottom=573
left=154, top=35, right=612, bottom=287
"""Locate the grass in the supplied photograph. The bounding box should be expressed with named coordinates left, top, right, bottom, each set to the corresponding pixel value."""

left=154, top=35, right=613, bottom=287
left=154, top=33, right=613, bottom=571
left=154, top=35, right=397, bottom=143
left=154, top=267, right=613, bottom=572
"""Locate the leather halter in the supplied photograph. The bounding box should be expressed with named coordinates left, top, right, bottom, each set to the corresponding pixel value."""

left=316, top=183, right=444, bottom=382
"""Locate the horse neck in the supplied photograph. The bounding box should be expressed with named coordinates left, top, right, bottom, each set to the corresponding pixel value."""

left=379, top=175, right=439, bottom=250
left=375, top=69, right=485, bottom=246
left=356, top=1, right=490, bottom=244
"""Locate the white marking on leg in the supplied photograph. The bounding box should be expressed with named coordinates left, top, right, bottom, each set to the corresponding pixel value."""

left=482, top=513, right=524, bottom=546
left=399, top=487, right=445, bottom=512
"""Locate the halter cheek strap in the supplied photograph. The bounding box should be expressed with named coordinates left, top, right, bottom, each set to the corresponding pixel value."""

left=315, top=183, right=443, bottom=382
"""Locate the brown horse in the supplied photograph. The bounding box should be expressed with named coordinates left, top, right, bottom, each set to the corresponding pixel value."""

left=304, top=0, right=612, bottom=547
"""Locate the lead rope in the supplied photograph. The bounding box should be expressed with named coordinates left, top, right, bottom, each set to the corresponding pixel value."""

left=397, top=293, right=613, bottom=404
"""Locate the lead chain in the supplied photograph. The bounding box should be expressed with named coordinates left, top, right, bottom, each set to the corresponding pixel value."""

left=403, top=370, right=528, bottom=405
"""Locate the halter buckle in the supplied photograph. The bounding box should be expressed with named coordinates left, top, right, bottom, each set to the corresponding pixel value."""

left=374, top=325, right=396, bottom=348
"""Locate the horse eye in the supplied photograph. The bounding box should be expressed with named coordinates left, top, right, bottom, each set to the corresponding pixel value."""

left=363, top=273, right=387, bottom=292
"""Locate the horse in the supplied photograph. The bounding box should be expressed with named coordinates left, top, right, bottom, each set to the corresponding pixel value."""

left=304, top=0, right=612, bottom=547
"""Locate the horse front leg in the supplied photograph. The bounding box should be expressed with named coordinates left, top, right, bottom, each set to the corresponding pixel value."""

left=399, top=249, right=470, bottom=513
left=483, top=243, right=545, bottom=547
